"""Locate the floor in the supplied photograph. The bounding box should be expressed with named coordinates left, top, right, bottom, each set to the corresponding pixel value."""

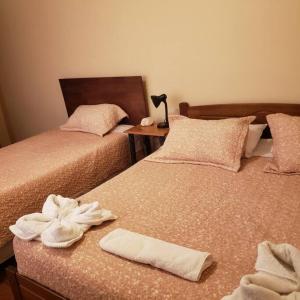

left=0, top=258, right=15, bottom=300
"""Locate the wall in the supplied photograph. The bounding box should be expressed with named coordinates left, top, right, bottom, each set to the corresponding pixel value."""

left=0, top=88, right=11, bottom=146
left=0, top=0, right=300, bottom=141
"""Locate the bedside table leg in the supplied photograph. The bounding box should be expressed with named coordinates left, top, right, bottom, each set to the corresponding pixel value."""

left=128, top=134, right=136, bottom=165
left=159, top=136, right=166, bottom=145
left=144, top=136, right=152, bottom=155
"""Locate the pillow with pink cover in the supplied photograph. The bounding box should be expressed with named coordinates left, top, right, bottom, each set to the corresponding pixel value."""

left=60, top=104, right=128, bottom=137
left=264, top=113, right=300, bottom=175
left=147, top=116, right=255, bottom=172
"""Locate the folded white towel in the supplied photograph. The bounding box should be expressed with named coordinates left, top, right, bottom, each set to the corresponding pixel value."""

left=10, top=213, right=53, bottom=241
left=10, top=194, right=117, bottom=248
left=222, top=241, right=300, bottom=300
left=42, top=202, right=117, bottom=248
left=41, top=219, right=85, bottom=248
left=42, top=194, right=78, bottom=219
left=66, top=202, right=115, bottom=226
left=99, top=228, right=213, bottom=281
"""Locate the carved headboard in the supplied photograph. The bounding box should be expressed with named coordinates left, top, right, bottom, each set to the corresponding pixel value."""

left=59, top=76, right=148, bottom=125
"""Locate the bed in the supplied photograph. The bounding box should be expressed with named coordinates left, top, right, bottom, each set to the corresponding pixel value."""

left=8, top=103, right=300, bottom=300
left=0, top=76, right=148, bottom=263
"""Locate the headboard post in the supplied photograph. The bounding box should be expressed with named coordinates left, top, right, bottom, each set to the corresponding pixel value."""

left=179, top=102, right=189, bottom=117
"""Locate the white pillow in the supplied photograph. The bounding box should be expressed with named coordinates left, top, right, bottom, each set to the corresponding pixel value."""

left=60, top=104, right=128, bottom=137
left=251, top=139, right=273, bottom=158
left=244, top=124, right=267, bottom=158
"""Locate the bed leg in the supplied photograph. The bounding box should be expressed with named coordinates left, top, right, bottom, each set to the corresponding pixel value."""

left=6, top=266, right=22, bottom=300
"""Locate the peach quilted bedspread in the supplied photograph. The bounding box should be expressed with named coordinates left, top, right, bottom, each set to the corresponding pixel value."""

left=14, top=157, right=300, bottom=299
left=0, top=129, right=130, bottom=249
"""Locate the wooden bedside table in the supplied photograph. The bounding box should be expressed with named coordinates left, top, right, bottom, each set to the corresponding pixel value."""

left=125, top=125, right=169, bottom=165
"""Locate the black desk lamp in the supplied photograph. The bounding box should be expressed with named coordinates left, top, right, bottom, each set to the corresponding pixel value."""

left=151, top=94, right=169, bottom=128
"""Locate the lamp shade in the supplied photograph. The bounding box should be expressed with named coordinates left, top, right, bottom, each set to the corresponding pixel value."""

left=151, top=94, right=167, bottom=108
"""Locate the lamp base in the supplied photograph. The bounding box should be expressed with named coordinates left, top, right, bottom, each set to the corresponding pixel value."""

left=157, top=122, right=169, bottom=129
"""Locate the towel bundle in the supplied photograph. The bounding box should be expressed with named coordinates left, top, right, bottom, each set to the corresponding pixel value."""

left=10, top=194, right=116, bottom=248
left=222, top=241, right=300, bottom=300
left=99, top=228, right=213, bottom=281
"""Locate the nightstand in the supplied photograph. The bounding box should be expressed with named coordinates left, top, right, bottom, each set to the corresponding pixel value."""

left=125, top=125, right=169, bottom=165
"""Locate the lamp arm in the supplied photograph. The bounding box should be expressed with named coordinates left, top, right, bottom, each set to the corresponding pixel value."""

left=164, top=101, right=169, bottom=127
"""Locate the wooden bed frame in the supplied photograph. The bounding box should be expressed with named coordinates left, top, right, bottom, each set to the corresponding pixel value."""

left=6, top=102, right=300, bottom=300
left=59, top=76, right=148, bottom=125
left=180, top=102, right=300, bottom=138
left=179, top=102, right=300, bottom=122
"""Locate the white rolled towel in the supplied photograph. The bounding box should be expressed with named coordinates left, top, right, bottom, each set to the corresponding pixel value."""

left=99, top=228, right=213, bottom=281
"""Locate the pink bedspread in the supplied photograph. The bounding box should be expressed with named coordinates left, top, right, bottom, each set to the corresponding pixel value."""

left=0, top=129, right=130, bottom=249
left=14, top=157, right=300, bottom=299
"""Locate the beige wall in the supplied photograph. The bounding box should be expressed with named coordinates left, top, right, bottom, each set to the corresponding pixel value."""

left=0, top=88, right=11, bottom=146
left=0, top=0, right=300, bottom=141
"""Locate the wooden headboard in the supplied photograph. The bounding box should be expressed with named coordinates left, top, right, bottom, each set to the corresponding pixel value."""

left=179, top=102, right=300, bottom=137
left=59, top=76, right=148, bottom=125
left=179, top=102, right=300, bottom=123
